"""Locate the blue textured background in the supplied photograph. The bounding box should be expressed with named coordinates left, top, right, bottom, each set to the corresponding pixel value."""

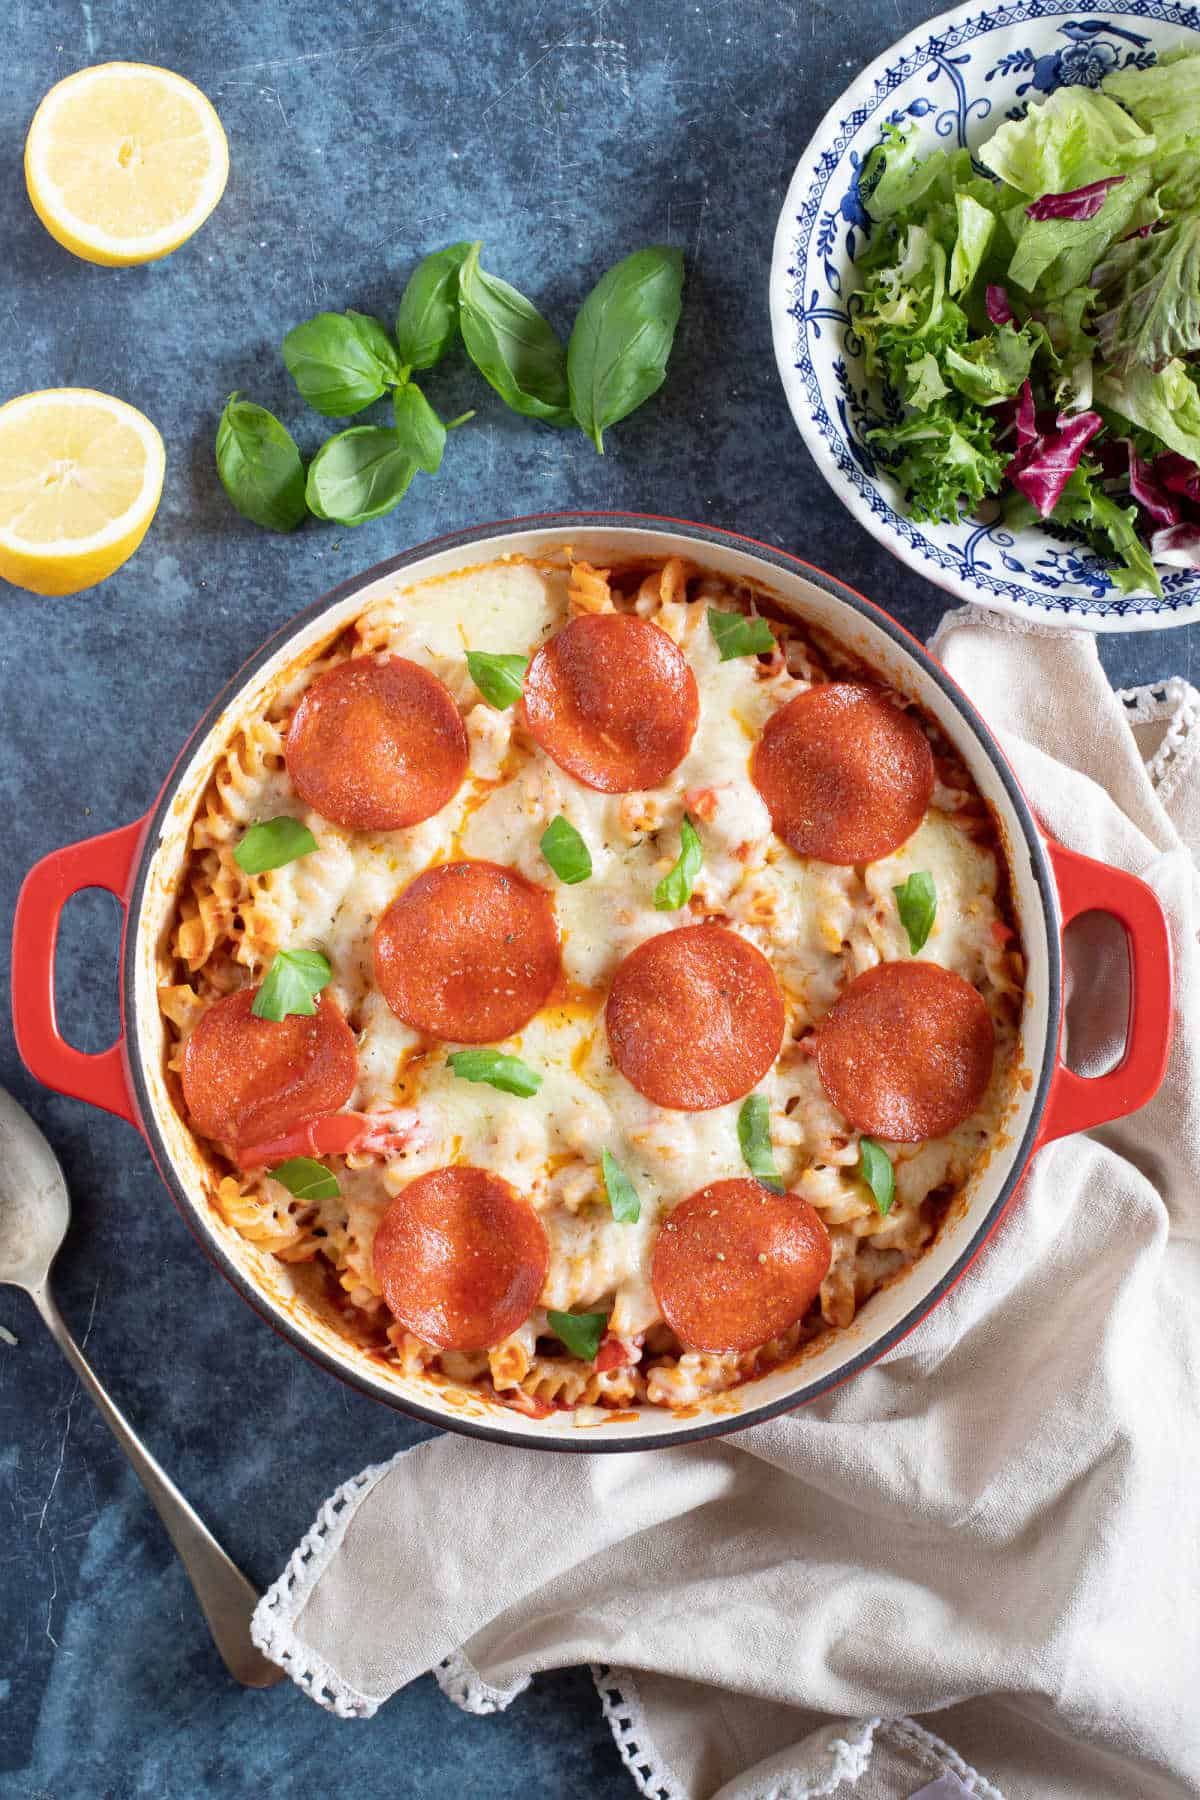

left=2, top=3, right=1193, bottom=1796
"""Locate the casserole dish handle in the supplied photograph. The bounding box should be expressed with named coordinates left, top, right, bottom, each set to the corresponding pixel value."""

left=11, top=818, right=147, bottom=1128
left=1036, top=839, right=1173, bottom=1147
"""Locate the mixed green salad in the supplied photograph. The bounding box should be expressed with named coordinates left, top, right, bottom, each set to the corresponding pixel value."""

left=851, top=49, right=1200, bottom=596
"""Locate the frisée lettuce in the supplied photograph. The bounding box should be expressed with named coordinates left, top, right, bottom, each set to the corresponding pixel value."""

left=850, top=48, right=1200, bottom=594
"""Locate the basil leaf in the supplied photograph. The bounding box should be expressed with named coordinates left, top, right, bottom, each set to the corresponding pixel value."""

left=458, top=242, right=573, bottom=425
left=466, top=649, right=527, bottom=708
left=270, top=1157, right=341, bottom=1201
left=859, top=1137, right=895, bottom=1216
left=344, top=310, right=406, bottom=382
left=546, top=1308, right=608, bottom=1362
left=234, top=817, right=319, bottom=874
left=600, top=1148, right=640, bottom=1223
left=281, top=312, right=397, bottom=417
left=653, top=814, right=702, bottom=911
left=567, top=245, right=684, bottom=452
left=737, top=1093, right=783, bottom=1191
left=392, top=381, right=446, bottom=474
left=214, top=393, right=307, bottom=533
left=305, top=427, right=416, bottom=525
left=252, top=948, right=333, bottom=1021
left=395, top=241, right=471, bottom=370
left=447, top=1049, right=542, bottom=1097
left=707, top=607, right=776, bottom=661
left=540, top=815, right=592, bottom=885
left=893, top=871, right=937, bottom=954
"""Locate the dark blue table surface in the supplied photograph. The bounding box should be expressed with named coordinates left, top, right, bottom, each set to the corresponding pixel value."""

left=2, top=3, right=1193, bottom=1795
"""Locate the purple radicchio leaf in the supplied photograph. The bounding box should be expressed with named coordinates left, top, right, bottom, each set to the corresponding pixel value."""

left=1006, top=411, right=1104, bottom=516
left=1128, top=447, right=1181, bottom=526
left=1150, top=523, right=1200, bottom=568
left=1155, top=452, right=1200, bottom=504
left=985, top=284, right=1014, bottom=327
left=1025, top=176, right=1126, bottom=222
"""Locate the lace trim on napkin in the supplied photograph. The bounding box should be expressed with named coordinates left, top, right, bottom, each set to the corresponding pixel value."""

left=1118, top=678, right=1200, bottom=811
left=251, top=1453, right=405, bottom=1719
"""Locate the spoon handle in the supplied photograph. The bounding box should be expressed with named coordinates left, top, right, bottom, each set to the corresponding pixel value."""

left=31, top=1283, right=283, bottom=1689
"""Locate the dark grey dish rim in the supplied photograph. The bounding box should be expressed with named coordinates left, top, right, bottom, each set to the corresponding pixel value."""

left=122, top=510, right=1062, bottom=1453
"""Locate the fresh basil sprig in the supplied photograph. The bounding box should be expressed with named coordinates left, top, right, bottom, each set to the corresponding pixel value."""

left=567, top=246, right=684, bottom=453
left=234, top=816, right=318, bottom=875
left=215, top=394, right=307, bottom=533
left=281, top=311, right=404, bottom=417
left=653, top=815, right=702, bottom=911
left=395, top=241, right=471, bottom=369
left=447, top=1049, right=542, bottom=1097
left=270, top=1157, right=341, bottom=1201
left=305, top=427, right=416, bottom=525
left=707, top=607, right=776, bottom=661
left=737, top=1093, right=783, bottom=1191
left=893, top=871, right=937, bottom=954
left=458, top=241, right=574, bottom=425
left=540, top=815, right=592, bottom=885
left=859, top=1137, right=895, bottom=1216
left=601, top=1149, right=640, bottom=1223
left=466, top=650, right=528, bottom=708
left=252, top=948, right=333, bottom=1021
left=547, top=1309, right=608, bottom=1362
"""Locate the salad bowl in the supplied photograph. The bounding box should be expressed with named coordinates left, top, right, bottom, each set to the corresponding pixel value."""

left=770, top=0, right=1200, bottom=631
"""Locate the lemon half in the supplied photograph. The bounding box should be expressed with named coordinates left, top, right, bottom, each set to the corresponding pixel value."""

left=0, top=389, right=165, bottom=596
left=25, top=62, right=228, bottom=266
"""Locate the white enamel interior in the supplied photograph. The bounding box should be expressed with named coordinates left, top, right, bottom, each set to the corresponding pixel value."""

left=130, top=523, right=1055, bottom=1448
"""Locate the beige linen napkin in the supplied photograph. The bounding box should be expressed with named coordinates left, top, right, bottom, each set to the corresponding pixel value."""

left=253, top=608, right=1200, bottom=1800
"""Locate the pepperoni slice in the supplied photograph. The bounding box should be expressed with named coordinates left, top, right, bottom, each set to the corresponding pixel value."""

left=372, top=1166, right=549, bottom=1351
left=606, top=924, right=784, bottom=1110
left=285, top=655, right=468, bottom=832
left=181, top=989, right=357, bottom=1149
left=814, top=960, right=995, bottom=1142
left=651, top=1178, right=831, bottom=1353
left=374, top=859, right=560, bottom=1042
left=751, top=682, right=934, bottom=865
left=522, top=613, right=699, bottom=793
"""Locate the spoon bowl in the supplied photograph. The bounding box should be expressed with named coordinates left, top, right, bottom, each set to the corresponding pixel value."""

left=0, top=1085, right=69, bottom=1292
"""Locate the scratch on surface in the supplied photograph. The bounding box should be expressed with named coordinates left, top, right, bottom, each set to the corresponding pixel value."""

left=482, top=18, right=595, bottom=117
left=37, top=1379, right=80, bottom=1537
left=44, top=1550, right=59, bottom=1648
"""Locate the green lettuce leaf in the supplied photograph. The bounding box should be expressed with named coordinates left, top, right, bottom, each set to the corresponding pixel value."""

left=906, top=351, right=949, bottom=410
left=868, top=402, right=1004, bottom=523
left=1095, top=356, right=1200, bottom=464
left=1006, top=166, right=1154, bottom=296
left=942, top=323, right=1039, bottom=405
left=1091, top=213, right=1200, bottom=373
left=979, top=87, right=1157, bottom=197
left=1103, top=48, right=1200, bottom=158
left=949, top=192, right=996, bottom=295
left=862, top=124, right=954, bottom=222
left=1050, top=464, right=1161, bottom=596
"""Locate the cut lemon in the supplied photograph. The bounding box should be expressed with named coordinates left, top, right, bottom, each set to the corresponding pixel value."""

left=25, top=62, right=228, bottom=266
left=0, top=389, right=165, bottom=596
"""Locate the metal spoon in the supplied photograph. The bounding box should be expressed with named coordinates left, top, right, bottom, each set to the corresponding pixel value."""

left=0, top=1085, right=282, bottom=1688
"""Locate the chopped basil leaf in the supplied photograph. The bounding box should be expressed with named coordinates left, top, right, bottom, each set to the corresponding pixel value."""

left=653, top=814, right=702, bottom=911
left=447, top=1049, right=541, bottom=1097
left=893, top=870, right=937, bottom=954
left=395, top=242, right=472, bottom=371
left=251, top=948, right=333, bottom=1021
left=859, top=1137, right=895, bottom=1215
left=466, top=649, right=528, bottom=708
left=707, top=607, right=776, bottom=661
left=601, top=1148, right=640, bottom=1223
left=567, top=245, right=684, bottom=453
left=547, top=1308, right=608, bottom=1362
left=392, top=380, right=447, bottom=474
left=270, top=1157, right=341, bottom=1201
left=540, top=815, right=592, bottom=885
left=214, top=393, right=307, bottom=533
left=234, top=816, right=318, bottom=875
left=737, top=1093, right=783, bottom=1191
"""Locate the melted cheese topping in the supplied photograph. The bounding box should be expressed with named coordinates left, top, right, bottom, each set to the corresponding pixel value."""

left=162, top=553, right=1024, bottom=1409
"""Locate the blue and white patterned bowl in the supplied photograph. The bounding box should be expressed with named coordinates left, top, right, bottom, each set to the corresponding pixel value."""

left=769, top=0, right=1200, bottom=632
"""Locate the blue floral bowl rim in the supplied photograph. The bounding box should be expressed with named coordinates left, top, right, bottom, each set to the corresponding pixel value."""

left=768, top=0, right=1200, bottom=634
